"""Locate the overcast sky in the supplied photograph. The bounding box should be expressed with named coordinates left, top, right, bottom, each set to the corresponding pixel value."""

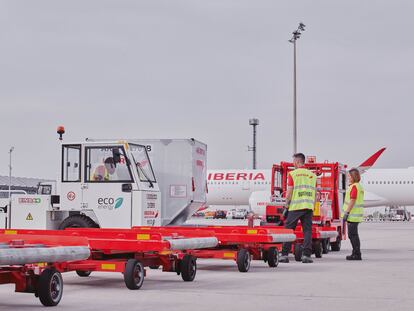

left=1, top=0, right=413, bottom=179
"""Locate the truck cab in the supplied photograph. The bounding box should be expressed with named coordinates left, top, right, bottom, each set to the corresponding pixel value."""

left=7, top=141, right=161, bottom=229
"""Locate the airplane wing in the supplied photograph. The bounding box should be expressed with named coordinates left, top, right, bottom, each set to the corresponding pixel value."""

left=363, top=190, right=388, bottom=208
left=357, top=147, right=386, bottom=173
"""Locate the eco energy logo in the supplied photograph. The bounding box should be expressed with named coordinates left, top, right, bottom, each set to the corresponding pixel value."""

left=114, top=197, right=123, bottom=209
left=97, top=197, right=124, bottom=210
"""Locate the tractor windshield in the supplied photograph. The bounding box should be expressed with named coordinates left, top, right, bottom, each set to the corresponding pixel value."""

left=129, top=144, right=156, bottom=184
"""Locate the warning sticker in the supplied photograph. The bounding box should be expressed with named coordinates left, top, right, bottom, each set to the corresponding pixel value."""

left=26, top=213, right=33, bottom=221
left=170, top=185, right=187, bottom=198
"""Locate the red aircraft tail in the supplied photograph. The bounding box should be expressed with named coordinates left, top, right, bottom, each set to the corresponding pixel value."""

left=357, top=148, right=386, bottom=172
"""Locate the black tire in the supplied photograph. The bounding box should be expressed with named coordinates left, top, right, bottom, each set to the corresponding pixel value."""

left=180, top=255, right=197, bottom=282
left=37, top=269, right=63, bottom=307
left=331, top=236, right=342, bottom=252
left=58, top=214, right=98, bottom=230
left=76, top=270, right=91, bottom=277
left=237, top=249, right=251, bottom=272
left=294, top=244, right=303, bottom=262
left=313, top=240, right=322, bottom=258
left=267, top=247, right=279, bottom=268
left=322, top=239, right=330, bottom=254
left=124, top=259, right=144, bottom=290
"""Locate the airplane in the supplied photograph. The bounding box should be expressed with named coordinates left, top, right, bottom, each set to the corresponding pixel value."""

left=206, top=148, right=403, bottom=215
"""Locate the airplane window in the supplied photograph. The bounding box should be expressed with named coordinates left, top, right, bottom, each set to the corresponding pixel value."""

left=379, top=181, right=382, bottom=184
left=387, top=181, right=390, bottom=184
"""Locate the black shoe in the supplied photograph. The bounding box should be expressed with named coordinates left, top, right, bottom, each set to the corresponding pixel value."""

left=301, top=255, right=313, bottom=263
left=346, top=254, right=362, bottom=260
left=279, top=255, right=289, bottom=263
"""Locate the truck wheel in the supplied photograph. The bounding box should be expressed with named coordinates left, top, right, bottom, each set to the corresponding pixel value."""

left=124, top=259, right=144, bottom=290
left=180, top=255, right=197, bottom=282
left=237, top=249, right=251, bottom=272
left=313, top=240, right=322, bottom=258
left=37, top=269, right=63, bottom=307
left=267, top=247, right=279, bottom=268
left=58, top=214, right=98, bottom=229
left=322, top=239, right=330, bottom=254
left=76, top=270, right=91, bottom=277
left=331, top=236, right=342, bottom=252
left=294, top=244, right=303, bottom=262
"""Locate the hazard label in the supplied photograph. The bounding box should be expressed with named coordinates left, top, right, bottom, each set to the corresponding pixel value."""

left=26, top=213, right=33, bottom=221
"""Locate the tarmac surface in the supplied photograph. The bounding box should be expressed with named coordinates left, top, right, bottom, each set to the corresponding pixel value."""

left=0, top=221, right=413, bottom=311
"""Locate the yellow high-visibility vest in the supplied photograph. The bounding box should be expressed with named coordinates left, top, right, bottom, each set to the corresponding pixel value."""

left=91, top=165, right=109, bottom=181
left=288, top=168, right=317, bottom=211
left=342, top=182, right=364, bottom=222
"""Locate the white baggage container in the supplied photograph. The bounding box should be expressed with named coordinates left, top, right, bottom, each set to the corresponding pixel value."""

left=86, top=139, right=207, bottom=225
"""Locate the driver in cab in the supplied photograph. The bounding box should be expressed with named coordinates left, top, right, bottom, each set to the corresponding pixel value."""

left=91, top=157, right=117, bottom=181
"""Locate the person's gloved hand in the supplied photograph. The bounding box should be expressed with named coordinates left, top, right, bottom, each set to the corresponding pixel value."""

left=343, top=212, right=349, bottom=222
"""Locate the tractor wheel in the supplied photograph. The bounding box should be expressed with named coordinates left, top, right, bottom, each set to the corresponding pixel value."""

left=58, top=214, right=98, bottom=229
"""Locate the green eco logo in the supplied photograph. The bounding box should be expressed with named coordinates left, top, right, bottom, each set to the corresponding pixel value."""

left=114, top=197, right=124, bottom=209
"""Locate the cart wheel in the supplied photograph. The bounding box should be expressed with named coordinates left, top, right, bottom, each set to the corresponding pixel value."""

left=294, top=244, right=303, bottom=262
left=37, top=269, right=63, bottom=307
left=237, top=249, right=251, bottom=272
left=313, top=240, right=322, bottom=258
left=331, top=236, right=341, bottom=252
left=76, top=270, right=91, bottom=277
left=180, top=255, right=197, bottom=282
left=124, top=259, right=144, bottom=290
left=267, top=247, right=279, bottom=268
left=322, top=239, right=330, bottom=254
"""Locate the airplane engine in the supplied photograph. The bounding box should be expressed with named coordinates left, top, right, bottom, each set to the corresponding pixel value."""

left=249, top=191, right=271, bottom=216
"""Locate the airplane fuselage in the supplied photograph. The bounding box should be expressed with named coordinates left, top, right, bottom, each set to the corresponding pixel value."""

left=207, top=168, right=414, bottom=209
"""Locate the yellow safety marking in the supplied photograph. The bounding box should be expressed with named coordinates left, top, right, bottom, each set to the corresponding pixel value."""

left=139, top=227, right=151, bottom=230
left=124, top=143, right=129, bottom=150
left=159, top=250, right=172, bottom=255
left=223, top=253, right=235, bottom=258
left=101, top=264, right=116, bottom=270
left=37, top=263, right=46, bottom=267
left=26, top=213, right=33, bottom=221
left=314, top=202, right=321, bottom=216
left=4, top=230, right=17, bottom=235
left=137, top=234, right=150, bottom=240
left=247, top=229, right=257, bottom=234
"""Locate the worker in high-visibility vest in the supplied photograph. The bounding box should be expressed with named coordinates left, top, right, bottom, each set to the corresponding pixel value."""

left=342, top=168, right=364, bottom=260
left=279, top=153, right=317, bottom=264
left=91, top=157, right=116, bottom=181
